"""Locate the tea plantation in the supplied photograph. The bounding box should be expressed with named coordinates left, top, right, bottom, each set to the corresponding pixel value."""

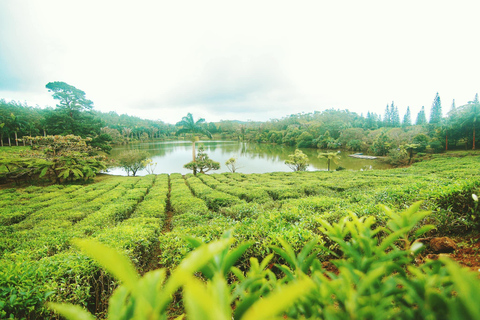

left=1, top=154, right=480, bottom=318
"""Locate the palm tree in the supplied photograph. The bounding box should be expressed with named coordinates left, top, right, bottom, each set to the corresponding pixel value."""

left=175, top=113, right=213, bottom=167
left=318, top=152, right=340, bottom=171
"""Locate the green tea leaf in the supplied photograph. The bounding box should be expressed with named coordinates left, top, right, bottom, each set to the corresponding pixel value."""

left=48, top=303, right=95, bottom=320
left=223, top=242, right=253, bottom=276
left=183, top=277, right=230, bottom=320
left=73, top=239, right=139, bottom=292
left=414, top=224, right=436, bottom=237
left=241, top=277, right=314, bottom=320
left=159, top=238, right=233, bottom=311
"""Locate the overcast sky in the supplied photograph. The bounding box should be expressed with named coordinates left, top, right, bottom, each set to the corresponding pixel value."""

left=1, top=0, right=479, bottom=124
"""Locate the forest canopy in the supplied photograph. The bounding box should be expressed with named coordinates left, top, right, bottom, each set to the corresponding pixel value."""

left=1, top=87, right=479, bottom=158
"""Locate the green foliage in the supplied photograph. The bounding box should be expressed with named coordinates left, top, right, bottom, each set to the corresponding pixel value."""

left=285, top=149, right=309, bottom=171
left=416, top=106, right=427, bottom=125
left=88, top=133, right=113, bottom=153
left=385, top=147, right=408, bottom=167
left=346, top=139, right=364, bottom=151
left=175, top=113, right=212, bottom=140
left=142, top=158, right=157, bottom=174
left=413, top=133, right=430, bottom=152
left=47, top=204, right=480, bottom=320
left=225, top=157, right=241, bottom=173
left=429, top=92, right=443, bottom=124
left=45, top=81, right=102, bottom=137
left=371, top=131, right=392, bottom=156
left=1, top=135, right=108, bottom=183
left=2, top=156, right=480, bottom=318
left=184, top=145, right=220, bottom=175
left=317, top=151, right=340, bottom=171
left=186, top=174, right=242, bottom=210
left=117, top=149, right=150, bottom=176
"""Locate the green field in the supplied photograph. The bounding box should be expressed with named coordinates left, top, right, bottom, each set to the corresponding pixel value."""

left=1, top=154, right=480, bottom=318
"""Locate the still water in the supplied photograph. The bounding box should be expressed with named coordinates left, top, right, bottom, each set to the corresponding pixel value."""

left=107, top=140, right=390, bottom=176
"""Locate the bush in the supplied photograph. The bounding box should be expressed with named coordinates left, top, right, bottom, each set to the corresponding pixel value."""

left=285, top=149, right=309, bottom=171
left=117, top=149, right=150, bottom=176
left=385, top=147, right=409, bottom=166
left=48, top=203, right=480, bottom=320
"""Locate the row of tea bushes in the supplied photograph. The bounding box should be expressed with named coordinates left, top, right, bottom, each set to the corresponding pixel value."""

left=0, top=185, right=84, bottom=226
left=49, top=203, right=480, bottom=320
left=199, top=173, right=272, bottom=203
left=158, top=173, right=220, bottom=267
left=1, top=155, right=480, bottom=318
left=92, top=174, right=168, bottom=271
left=0, top=174, right=168, bottom=318
left=0, top=178, right=127, bottom=257
left=185, top=173, right=244, bottom=210
left=169, top=173, right=210, bottom=219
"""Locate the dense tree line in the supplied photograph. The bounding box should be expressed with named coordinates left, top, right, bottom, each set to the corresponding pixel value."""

left=0, top=82, right=175, bottom=148
left=206, top=93, right=480, bottom=159
left=2, top=87, right=479, bottom=158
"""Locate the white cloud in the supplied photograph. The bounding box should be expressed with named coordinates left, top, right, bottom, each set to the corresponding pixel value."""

left=1, top=0, right=480, bottom=123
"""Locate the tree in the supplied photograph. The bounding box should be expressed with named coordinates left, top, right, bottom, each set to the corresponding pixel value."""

left=0, top=122, right=4, bottom=147
left=225, top=157, right=241, bottom=173
left=88, top=133, right=113, bottom=154
left=285, top=149, right=309, bottom=171
left=364, top=112, right=379, bottom=130
left=23, top=135, right=108, bottom=183
left=402, top=107, right=412, bottom=127
left=117, top=150, right=150, bottom=176
left=416, top=106, right=427, bottom=125
left=450, top=99, right=456, bottom=112
left=385, top=147, right=408, bottom=167
left=412, top=133, right=429, bottom=152
left=142, top=159, right=157, bottom=174
left=175, top=113, right=213, bottom=174
left=453, top=93, right=480, bottom=149
left=371, top=131, right=392, bottom=156
left=9, top=113, right=27, bottom=146
left=429, top=92, right=442, bottom=124
left=45, top=81, right=101, bottom=136
left=297, top=131, right=314, bottom=148
left=317, top=152, right=340, bottom=171
left=184, top=145, right=220, bottom=175
left=383, top=104, right=392, bottom=127
left=403, top=143, right=420, bottom=164
left=46, top=81, right=94, bottom=114
left=472, top=93, right=479, bottom=150
left=391, top=104, right=401, bottom=127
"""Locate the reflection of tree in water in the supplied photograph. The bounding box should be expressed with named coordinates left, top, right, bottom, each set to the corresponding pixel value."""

left=111, top=141, right=194, bottom=158
left=236, top=143, right=292, bottom=162
left=110, top=140, right=391, bottom=174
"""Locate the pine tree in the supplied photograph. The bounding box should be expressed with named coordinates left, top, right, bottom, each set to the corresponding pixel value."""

left=416, top=106, right=427, bottom=125
left=365, top=112, right=376, bottom=129
left=403, top=106, right=412, bottom=127
left=451, top=99, right=456, bottom=112
left=429, top=92, right=442, bottom=124
left=383, top=104, right=391, bottom=127
left=392, top=105, right=401, bottom=127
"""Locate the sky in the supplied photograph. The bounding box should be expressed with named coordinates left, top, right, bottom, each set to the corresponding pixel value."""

left=1, top=0, right=480, bottom=124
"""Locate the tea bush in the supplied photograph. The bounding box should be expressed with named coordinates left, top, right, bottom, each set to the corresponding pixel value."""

left=48, top=203, right=480, bottom=320
left=2, top=154, right=480, bottom=318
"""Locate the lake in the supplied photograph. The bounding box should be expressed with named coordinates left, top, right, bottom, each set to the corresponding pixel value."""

left=107, top=140, right=390, bottom=176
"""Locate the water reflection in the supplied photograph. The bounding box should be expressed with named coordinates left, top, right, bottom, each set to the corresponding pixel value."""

left=107, top=140, right=390, bottom=176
